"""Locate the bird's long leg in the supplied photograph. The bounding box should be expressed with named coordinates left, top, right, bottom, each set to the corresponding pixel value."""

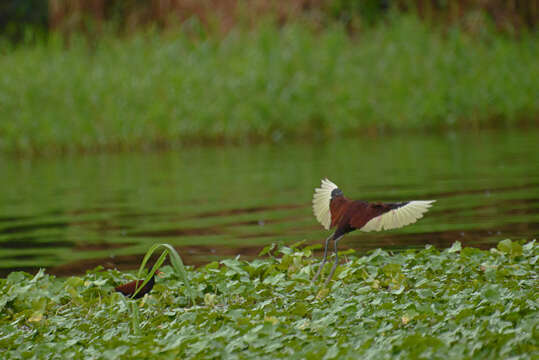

left=323, top=235, right=344, bottom=288
left=311, top=233, right=335, bottom=284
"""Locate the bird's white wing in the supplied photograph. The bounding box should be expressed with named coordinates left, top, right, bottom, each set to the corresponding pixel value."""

left=312, top=178, right=339, bottom=230
left=360, top=200, right=435, bottom=232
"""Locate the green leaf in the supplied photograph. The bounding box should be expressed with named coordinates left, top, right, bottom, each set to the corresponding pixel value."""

left=382, top=263, right=402, bottom=277
left=259, top=243, right=277, bottom=256
left=497, top=239, right=523, bottom=257
left=447, top=241, right=462, bottom=253
left=135, top=243, right=196, bottom=304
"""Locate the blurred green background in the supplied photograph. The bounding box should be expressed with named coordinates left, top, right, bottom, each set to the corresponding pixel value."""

left=0, top=0, right=537, bottom=154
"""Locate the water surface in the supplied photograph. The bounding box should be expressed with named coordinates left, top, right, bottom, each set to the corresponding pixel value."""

left=1, top=130, right=538, bottom=275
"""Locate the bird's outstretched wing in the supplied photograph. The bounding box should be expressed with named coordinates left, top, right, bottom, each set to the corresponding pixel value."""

left=359, top=200, right=435, bottom=232
left=312, top=178, right=339, bottom=230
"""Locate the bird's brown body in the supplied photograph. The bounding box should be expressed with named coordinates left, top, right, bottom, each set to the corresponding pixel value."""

left=329, top=197, right=407, bottom=235
left=312, top=179, right=435, bottom=286
left=115, top=274, right=156, bottom=299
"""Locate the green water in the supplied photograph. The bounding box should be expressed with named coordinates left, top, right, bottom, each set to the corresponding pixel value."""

left=1, top=130, right=538, bottom=275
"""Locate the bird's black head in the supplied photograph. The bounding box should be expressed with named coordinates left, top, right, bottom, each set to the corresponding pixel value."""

left=331, top=188, right=343, bottom=198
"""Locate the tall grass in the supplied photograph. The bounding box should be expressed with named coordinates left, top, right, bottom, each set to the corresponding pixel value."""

left=0, top=15, right=537, bottom=155
left=134, top=243, right=195, bottom=302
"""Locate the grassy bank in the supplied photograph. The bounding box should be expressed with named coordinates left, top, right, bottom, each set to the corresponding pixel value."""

left=1, top=16, right=538, bottom=155
left=0, top=240, right=537, bottom=358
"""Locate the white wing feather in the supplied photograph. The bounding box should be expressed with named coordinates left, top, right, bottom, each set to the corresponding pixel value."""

left=360, top=200, right=435, bottom=232
left=312, top=178, right=339, bottom=230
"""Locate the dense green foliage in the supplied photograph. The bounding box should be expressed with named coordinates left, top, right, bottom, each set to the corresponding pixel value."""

left=1, top=239, right=537, bottom=359
left=1, top=16, right=537, bottom=154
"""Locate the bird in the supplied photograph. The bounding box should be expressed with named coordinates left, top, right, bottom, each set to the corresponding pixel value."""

left=311, top=178, right=435, bottom=287
left=115, top=270, right=163, bottom=299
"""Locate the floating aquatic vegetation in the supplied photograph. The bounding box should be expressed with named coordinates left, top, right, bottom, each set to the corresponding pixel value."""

left=0, top=239, right=537, bottom=359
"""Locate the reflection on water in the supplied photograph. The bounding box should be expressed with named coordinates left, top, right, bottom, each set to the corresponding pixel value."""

left=0, top=130, right=538, bottom=276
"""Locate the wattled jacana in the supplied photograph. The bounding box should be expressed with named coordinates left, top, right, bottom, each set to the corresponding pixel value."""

left=312, top=178, right=435, bottom=287
left=115, top=270, right=162, bottom=299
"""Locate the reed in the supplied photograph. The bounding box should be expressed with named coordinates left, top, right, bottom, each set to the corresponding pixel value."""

left=135, top=243, right=196, bottom=303
left=120, top=243, right=195, bottom=334
left=1, top=16, right=537, bottom=155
